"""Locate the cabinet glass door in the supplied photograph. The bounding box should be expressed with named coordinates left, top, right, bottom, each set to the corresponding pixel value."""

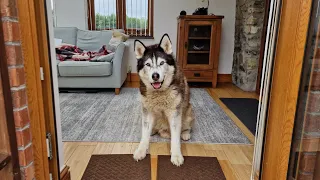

left=183, top=21, right=215, bottom=69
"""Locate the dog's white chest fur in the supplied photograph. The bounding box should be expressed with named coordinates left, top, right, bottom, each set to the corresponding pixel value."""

left=141, top=88, right=181, bottom=112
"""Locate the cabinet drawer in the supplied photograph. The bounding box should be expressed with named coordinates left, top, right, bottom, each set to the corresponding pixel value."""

left=184, top=71, right=213, bottom=79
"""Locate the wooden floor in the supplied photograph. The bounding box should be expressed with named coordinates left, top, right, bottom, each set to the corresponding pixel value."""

left=207, top=83, right=259, bottom=143
left=63, top=83, right=259, bottom=180
left=64, top=142, right=254, bottom=180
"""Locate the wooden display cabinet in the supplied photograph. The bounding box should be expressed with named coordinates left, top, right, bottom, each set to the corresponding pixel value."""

left=176, top=15, right=224, bottom=87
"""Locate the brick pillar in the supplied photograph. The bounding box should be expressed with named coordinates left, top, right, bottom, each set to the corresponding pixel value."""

left=1, top=0, right=35, bottom=179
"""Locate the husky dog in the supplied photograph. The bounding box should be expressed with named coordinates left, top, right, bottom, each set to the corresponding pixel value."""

left=133, top=34, right=194, bottom=166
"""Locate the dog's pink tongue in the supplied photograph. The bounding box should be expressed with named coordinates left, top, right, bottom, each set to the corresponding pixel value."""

left=152, top=82, right=161, bottom=89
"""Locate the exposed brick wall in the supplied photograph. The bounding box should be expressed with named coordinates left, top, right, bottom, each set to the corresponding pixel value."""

left=297, top=49, right=320, bottom=179
left=299, top=152, right=317, bottom=172
left=0, top=0, right=35, bottom=179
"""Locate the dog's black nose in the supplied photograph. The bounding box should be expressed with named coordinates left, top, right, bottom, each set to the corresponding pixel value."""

left=152, top=73, right=160, bottom=81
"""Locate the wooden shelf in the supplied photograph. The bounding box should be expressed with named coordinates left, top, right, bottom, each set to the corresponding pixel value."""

left=189, top=37, right=211, bottom=40
left=0, top=153, right=11, bottom=171
left=188, top=51, right=210, bottom=54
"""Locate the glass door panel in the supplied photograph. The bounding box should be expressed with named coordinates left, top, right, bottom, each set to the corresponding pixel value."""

left=183, top=22, right=215, bottom=69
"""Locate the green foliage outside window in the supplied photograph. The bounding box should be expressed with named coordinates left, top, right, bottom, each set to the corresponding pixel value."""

left=95, top=13, right=148, bottom=29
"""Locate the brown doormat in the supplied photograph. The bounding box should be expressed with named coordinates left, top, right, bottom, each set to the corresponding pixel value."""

left=81, top=154, right=151, bottom=180
left=157, top=156, right=226, bottom=180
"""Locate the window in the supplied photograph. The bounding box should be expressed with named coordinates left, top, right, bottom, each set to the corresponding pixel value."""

left=50, top=0, right=56, bottom=27
left=87, top=0, right=154, bottom=38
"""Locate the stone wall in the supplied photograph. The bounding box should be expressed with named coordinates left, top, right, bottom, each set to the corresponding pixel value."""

left=232, top=0, right=265, bottom=91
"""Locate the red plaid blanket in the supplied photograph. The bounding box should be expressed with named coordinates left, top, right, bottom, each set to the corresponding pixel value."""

left=56, top=44, right=108, bottom=61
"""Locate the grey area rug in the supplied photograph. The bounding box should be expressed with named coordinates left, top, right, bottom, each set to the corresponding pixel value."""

left=60, top=88, right=250, bottom=144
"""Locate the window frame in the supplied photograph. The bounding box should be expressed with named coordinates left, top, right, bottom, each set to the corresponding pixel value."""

left=87, top=0, right=154, bottom=38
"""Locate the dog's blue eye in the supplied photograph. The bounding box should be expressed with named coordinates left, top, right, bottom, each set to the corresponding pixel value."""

left=146, top=63, right=151, bottom=67
left=160, top=61, right=165, bottom=65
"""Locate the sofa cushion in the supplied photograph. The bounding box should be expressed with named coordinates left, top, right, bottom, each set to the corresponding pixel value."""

left=54, top=38, right=63, bottom=46
left=58, top=61, right=112, bottom=77
left=101, top=30, right=114, bottom=44
left=93, top=53, right=115, bottom=62
left=54, top=27, right=78, bottom=45
left=77, top=30, right=113, bottom=51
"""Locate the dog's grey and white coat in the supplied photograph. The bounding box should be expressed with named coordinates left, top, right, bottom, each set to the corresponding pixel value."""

left=133, top=34, right=194, bottom=166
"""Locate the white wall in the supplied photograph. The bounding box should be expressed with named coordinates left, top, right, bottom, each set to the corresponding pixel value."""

left=54, top=0, right=235, bottom=73
left=126, top=0, right=236, bottom=73
left=209, top=0, right=236, bottom=74
left=55, top=0, right=88, bottom=29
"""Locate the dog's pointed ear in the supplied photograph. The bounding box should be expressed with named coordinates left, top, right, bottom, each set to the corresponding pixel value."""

left=159, top=34, right=172, bottom=54
left=134, top=40, right=146, bottom=59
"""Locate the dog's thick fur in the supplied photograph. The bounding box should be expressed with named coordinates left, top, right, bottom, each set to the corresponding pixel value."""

left=133, top=34, right=194, bottom=166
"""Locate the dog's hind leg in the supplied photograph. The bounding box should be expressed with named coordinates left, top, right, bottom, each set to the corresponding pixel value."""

left=151, top=128, right=157, bottom=136
left=154, top=115, right=170, bottom=138
left=159, top=129, right=171, bottom=139
left=181, top=129, right=191, bottom=141
left=181, top=104, right=194, bottom=141
left=133, top=108, right=155, bottom=161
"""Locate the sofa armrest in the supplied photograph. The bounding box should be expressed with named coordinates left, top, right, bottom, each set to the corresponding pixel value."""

left=112, top=42, right=128, bottom=87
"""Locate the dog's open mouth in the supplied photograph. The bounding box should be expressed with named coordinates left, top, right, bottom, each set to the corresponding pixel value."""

left=151, top=82, right=162, bottom=89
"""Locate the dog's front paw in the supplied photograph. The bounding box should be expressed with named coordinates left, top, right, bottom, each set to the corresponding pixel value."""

left=171, top=154, right=184, bottom=166
left=133, top=148, right=147, bottom=161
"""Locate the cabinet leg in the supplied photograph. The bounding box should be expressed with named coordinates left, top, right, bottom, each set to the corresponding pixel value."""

left=115, top=88, right=120, bottom=95
left=212, top=82, right=217, bottom=88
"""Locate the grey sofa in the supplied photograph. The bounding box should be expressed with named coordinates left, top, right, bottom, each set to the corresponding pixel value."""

left=54, top=27, right=128, bottom=94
